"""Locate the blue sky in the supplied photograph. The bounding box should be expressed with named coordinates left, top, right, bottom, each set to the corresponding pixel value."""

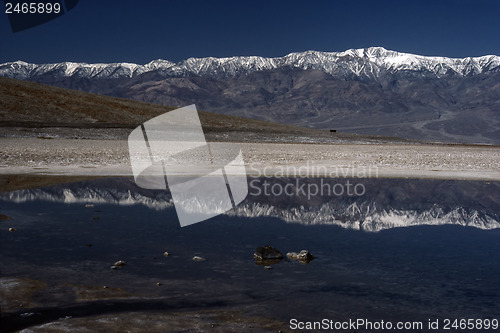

left=1, top=0, right=499, bottom=64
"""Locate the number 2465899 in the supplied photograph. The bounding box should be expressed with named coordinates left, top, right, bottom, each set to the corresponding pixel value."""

left=5, top=2, right=62, bottom=14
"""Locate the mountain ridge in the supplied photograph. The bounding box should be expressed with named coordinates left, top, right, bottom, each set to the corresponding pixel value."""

left=1, top=47, right=499, bottom=144
left=2, top=47, right=499, bottom=81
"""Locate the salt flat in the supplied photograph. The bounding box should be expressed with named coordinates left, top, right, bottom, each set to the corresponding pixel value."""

left=1, top=138, right=498, bottom=184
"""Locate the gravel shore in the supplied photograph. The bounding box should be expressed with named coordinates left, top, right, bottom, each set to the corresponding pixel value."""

left=1, top=138, right=498, bottom=187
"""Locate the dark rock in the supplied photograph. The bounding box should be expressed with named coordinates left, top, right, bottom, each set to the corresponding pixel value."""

left=254, top=245, right=283, bottom=260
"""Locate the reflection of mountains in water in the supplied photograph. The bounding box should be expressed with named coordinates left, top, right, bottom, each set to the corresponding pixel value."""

left=1, top=178, right=498, bottom=232
left=237, top=178, right=500, bottom=232
left=2, top=178, right=174, bottom=210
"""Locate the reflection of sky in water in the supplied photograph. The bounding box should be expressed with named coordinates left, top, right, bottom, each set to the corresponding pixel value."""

left=1, top=178, right=499, bottom=330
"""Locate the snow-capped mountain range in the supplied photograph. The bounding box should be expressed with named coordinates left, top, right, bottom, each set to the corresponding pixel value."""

left=1, top=47, right=499, bottom=80
left=1, top=47, right=499, bottom=145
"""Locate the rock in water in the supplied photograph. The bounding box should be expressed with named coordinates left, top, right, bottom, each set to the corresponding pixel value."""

left=297, top=250, right=314, bottom=262
left=113, top=260, right=126, bottom=267
left=287, top=250, right=314, bottom=263
left=254, top=245, right=283, bottom=261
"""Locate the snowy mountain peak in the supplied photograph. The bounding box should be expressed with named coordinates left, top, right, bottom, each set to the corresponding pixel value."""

left=145, top=59, right=175, bottom=70
left=1, top=47, right=499, bottom=81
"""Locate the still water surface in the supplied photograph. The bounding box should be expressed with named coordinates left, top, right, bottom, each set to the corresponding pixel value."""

left=1, top=178, right=499, bottom=331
